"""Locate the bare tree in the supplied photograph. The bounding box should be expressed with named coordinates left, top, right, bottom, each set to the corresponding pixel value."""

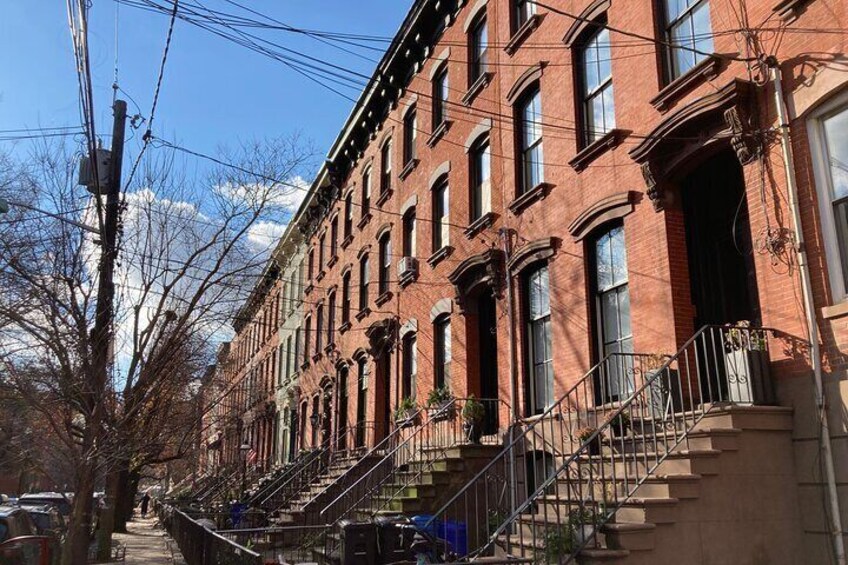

left=0, top=135, right=313, bottom=563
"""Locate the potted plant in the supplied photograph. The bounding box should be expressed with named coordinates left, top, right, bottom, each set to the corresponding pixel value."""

left=394, top=396, right=419, bottom=428
left=568, top=507, right=599, bottom=548
left=542, top=523, right=574, bottom=564
left=576, top=427, right=601, bottom=456
left=607, top=412, right=630, bottom=438
left=426, top=385, right=455, bottom=422
left=461, top=396, right=486, bottom=444
left=723, top=321, right=772, bottom=405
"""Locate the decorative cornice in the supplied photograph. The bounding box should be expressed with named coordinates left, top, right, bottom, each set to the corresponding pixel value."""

left=562, top=0, right=609, bottom=48
left=568, top=191, right=641, bottom=241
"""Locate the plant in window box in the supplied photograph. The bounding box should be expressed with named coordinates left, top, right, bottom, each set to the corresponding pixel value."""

left=394, top=396, right=419, bottom=428
left=722, top=321, right=772, bottom=405
left=426, top=385, right=455, bottom=422
left=461, top=396, right=486, bottom=444
left=576, top=426, right=601, bottom=456
left=606, top=411, right=630, bottom=438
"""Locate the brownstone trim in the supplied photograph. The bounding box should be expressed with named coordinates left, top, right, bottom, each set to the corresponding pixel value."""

left=427, top=245, right=454, bottom=267
left=339, top=321, right=352, bottom=335
left=508, top=182, right=553, bottom=215
left=464, top=118, right=493, bottom=152
left=773, top=0, right=812, bottom=22
left=569, top=128, right=627, bottom=171
left=375, top=291, right=393, bottom=307
left=427, top=120, right=452, bottom=148
left=340, top=234, right=354, bottom=250
left=462, top=72, right=492, bottom=106
left=375, top=223, right=393, bottom=241
left=464, top=211, right=497, bottom=239
left=399, top=158, right=420, bottom=180
left=568, top=191, right=640, bottom=241
left=462, top=0, right=488, bottom=33
left=375, top=188, right=393, bottom=207
left=562, top=0, right=610, bottom=47
left=357, top=245, right=372, bottom=260
left=430, top=298, right=454, bottom=322
left=357, top=212, right=373, bottom=230
left=506, top=62, right=548, bottom=105
left=650, top=56, right=722, bottom=112
left=504, top=13, right=545, bottom=56
left=400, top=195, right=418, bottom=216
left=429, top=161, right=452, bottom=190
left=399, top=318, right=418, bottom=338
left=508, top=237, right=559, bottom=273
left=355, top=307, right=372, bottom=322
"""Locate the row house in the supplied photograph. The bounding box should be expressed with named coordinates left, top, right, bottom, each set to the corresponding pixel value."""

left=208, top=0, right=847, bottom=560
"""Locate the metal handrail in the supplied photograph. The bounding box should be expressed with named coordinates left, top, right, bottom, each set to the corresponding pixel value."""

left=480, top=324, right=783, bottom=561
left=247, top=452, right=310, bottom=506
left=423, top=352, right=639, bottom=533
left=260, top=441, right=332, bottom=511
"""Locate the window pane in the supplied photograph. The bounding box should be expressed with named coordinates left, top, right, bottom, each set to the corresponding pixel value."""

left=664, top=0, right=687, bottom=22
left=824, top=108, right=848, bottom=200
left=596, top=232, right=613, bottom=290
left=834, top=201, right=848, bottom=287
left=523, top=92, right=542, bottom=148
left=602, top=291, right=620, bottom=342
left=597, top=29, right=612, bottom=84
left=691, top=2, right=714, bottom=56
left=602, top=83, right=615, bottom=132
left=584, top=39, right=600, bottom=94
left=609, top=225, right=628, bottom=284
left=618, top=286, right=632, bottom=339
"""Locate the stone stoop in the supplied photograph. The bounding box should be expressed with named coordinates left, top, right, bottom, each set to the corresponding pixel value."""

left=498, top=405, right=804, bottom=565
left=270, top=453, right=380, bottom=527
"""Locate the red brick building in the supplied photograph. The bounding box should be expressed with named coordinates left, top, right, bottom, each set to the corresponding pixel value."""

left=223, top=0, right=848, bottom=558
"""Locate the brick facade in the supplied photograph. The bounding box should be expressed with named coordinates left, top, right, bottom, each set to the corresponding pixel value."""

left=217, top=0, right=848, bottom=555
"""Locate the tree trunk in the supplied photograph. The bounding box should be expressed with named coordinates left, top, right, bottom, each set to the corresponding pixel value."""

left=115, top=468, right=141, bottom=532
left=63, top=435, right=96, bottom=565
left=96, top=464, right=120, bottom=562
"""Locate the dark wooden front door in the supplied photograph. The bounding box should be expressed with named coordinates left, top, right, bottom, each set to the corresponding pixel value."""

left=477, top=291, right=499, bottom=435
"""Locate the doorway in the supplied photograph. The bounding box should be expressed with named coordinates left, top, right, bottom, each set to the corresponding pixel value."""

left=476, top=290, right=500, bottom=435
left=681, top=149, right=760, bottom=328
left=680, top=149, right=760, bottom=400
left=375, top=352, right=391, bottom=443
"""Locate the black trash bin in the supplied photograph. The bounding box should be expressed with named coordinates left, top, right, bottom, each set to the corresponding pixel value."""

left=374, top=515, right=414, bottom=563
left=339, top=519, right=377, bottom=565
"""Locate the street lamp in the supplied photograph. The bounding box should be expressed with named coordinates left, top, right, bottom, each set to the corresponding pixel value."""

left=239, top=442, right=250, bottom=500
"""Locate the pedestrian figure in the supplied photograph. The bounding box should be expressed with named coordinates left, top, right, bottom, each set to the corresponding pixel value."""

left=140, top=492, right=151, bottom=518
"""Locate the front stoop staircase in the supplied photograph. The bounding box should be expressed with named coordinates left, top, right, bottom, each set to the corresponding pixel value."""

left=270, top=452, right=382, bottom=526
left=425, top=325, right=807, bottom=564
left=501, top=405, right=802, bottom=564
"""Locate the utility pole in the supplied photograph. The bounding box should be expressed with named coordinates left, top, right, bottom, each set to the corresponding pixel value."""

left=71, top=98, right=126, bottom=564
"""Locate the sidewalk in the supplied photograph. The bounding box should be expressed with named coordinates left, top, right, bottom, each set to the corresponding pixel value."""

left=111, top=516, right=174, bottom=564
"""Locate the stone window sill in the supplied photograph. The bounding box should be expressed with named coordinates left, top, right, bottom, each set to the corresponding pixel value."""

left=462, top=72, right=493, bottom=106
left=773, top=0, right=812, bottom=22
left=569, top=129, right=626, bottom=172
left=464, top=212, right=497, bottom=239
left=341, top=234, right=354, bottom=250
left=315, top=270, right=326, bottom=283
left=357, top=212, right=373, bottom=230
left=505, top=14, right=545, bottom=56
left=427, top=246, right=454, bottom=268
left=304, top=283, right=314, bottom=296
left=399, top=159, right=420, bottom=180
left=427, top=121, right=452, bottom=148
left=399, top=272, right=418, bottom=288
left=355, top=308, right=371, bottom=322
left=375, top=189, right=393, bottom=208
left=324, top=343, right=336, bottom=355
left=822, top=301, right=848, bottom=320
left=650, top=56, right=722, bottom=112
left=339, top=321, right=352, bottom=334
left=327, top=255, right=339, bottom=269
left=299, top=361, right=310, bottom=371
left=311, top=352, right=323, bottom=363
left=508, top=182, right=553, bottom=215
left=375, top=291, right=393, bottom=307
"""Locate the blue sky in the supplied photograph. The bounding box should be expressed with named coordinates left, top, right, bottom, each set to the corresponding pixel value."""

left=0, top=1, right=411, bottom=172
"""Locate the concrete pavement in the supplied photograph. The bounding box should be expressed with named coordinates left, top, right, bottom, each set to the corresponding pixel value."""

left=110, top=516, right=174, bottom=564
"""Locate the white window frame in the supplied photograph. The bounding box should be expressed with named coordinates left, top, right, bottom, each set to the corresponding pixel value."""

left=808, top=88, right=848, bottom=303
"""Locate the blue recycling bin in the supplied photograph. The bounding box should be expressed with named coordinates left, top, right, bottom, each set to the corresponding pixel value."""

left=438, top=519, right=468, bottom=557
left=411, top=515, right=440, bottom=539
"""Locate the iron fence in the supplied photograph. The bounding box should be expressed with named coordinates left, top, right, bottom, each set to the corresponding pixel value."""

left=163, top=506, right=262, bottom=565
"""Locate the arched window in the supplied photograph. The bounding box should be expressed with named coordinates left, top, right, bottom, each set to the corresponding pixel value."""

left=524, top=263, right=552, bottom=414
left=362, top=167, right=372, bottom=218
left=661, top=0, right=713, bottom=80
left=342, top=271, right=352, bottom=324
left=403, top=106, right=417, bottom=165
left=469, top=136, right=491, bottom=222
left=378, top=232, right=391, bottom=296
left=327, top=291, right=336, bottom=346
left=432, top=64, right=449, bottom=130
left=517, top=86, right=543, bottom=194
left=315, top=303, right=324, bottom=354
left=380, top=138, right=393, bottom=196
left=434, top=314, right=452, bottom=390
left=344, top=191, right=353, bottom=239
left=355, top=355, right=369, bottom=447
left=432, top=177, right=449, bottom=251
left=359, top=254, right=370, bottom=312
left=469, top=14, right=488, bottom=84
left=403, top=208, right=417, bottom=258
left=591, top=223, right=633, bottom=400
left=402, top=332, right=418, bottom=399
left=580, top=26, right=615, bottom=146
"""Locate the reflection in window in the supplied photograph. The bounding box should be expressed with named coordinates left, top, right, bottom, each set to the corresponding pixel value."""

left=433, top=178, right=450, bottom=251
left=470, top=16, right=488, bottom=84
left=594, top=224, right=633, bottom=400
left=434, top=315, right=452, bottom=390
left=402, top=333, right=418, bottom=399
left=518, top=88, right=544, bottom=194
left=581, top=28, right=615, bottom=145
left=663, top=0, right=714, bottom=79
left=470, top=137, right=491, bottom=222
left=525, top=264, right=553, bottom=414
left=820, top=106, right=848, bottom=292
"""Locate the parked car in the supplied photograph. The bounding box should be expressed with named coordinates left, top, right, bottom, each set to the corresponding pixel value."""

left=17, top=494, right=71, bottom=518
left=0, top=506, right=57, bottom=565
left=0, top=505, right=36, bottom=543
left=18, top=505, right=64, bottom=565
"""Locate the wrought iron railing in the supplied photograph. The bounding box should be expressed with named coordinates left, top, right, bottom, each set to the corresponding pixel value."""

left=260, top=443, right=331, bottom=512
left=216, top=525, right=331, bottom=564
left=163, top=506, right=262, bottom=565
left=433, top=325, right=779, bottom=562
left=197, top=467, right=241, bottom=506
left=246, top=451, right=312, bottom=507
